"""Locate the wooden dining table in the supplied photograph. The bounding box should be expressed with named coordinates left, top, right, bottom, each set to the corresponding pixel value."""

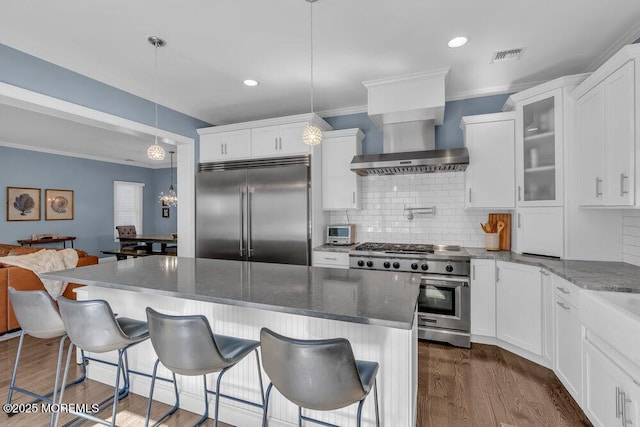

left=117, top=233, right=177, bottom=254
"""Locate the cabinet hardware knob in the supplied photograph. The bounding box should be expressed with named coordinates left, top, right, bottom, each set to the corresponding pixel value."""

left=556, top=286, right=570, bottom=294
left=556, top=301, right=570, bottom=310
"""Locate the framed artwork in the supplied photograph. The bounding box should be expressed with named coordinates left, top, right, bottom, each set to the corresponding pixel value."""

left=45, top=189, right=74, bottom=220
left=162, top=207, right=170, bottom=218
left=7, top=187, right=41, bottom=221
left=161, top=199, right=169, bottom=207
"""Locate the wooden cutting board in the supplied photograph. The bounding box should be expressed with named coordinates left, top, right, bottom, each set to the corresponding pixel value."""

left=488, top=213, right=511, bottom=250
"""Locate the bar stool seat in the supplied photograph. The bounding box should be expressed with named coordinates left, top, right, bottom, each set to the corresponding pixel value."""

left=55, top=297, right=149, bottom=427
left=144, top=307, right=265, bottom=427
left=260, top=327, right=380, bottom=427
left=6, top=287, right=87, bottom=418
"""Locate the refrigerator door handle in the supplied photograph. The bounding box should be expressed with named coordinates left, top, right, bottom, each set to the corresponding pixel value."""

left=247, top=186, right=255, bottom=257
left=239, top=187, right=245, bottom=256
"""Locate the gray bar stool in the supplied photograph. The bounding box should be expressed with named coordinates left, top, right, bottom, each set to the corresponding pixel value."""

left=6, top=287, right=87, bottom=415
left=145, top=307, right=265, bottom=427
left=260, top=327, right=380, bottom=427
left=54, top=297, right=149, bottom=427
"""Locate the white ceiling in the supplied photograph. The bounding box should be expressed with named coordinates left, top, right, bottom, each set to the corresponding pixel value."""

left=1, top=0, right=640, bottom=165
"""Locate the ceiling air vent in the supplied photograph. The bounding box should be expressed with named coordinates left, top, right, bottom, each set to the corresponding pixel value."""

left=491, top=47, right=525, bottom=63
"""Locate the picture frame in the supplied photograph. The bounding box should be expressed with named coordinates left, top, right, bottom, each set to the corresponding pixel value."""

left=7, top=187, right=41, bottom=221
left=45, top=189, right=74, bottom=220
left=161, top=199, right=169, bottom=207
left=162, top=207, right=170, bottom=218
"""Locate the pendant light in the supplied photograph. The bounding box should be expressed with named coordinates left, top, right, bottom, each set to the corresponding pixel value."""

left=159, top=150, right=178, bottom=207
left=302, top=0, right=322, bottom=146
left=147, top=36, right=166, bottom=161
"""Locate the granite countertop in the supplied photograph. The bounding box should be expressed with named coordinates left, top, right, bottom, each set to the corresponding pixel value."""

left=42, top=257, right=421, bottom=330
left=314, top=243, right=359, bottom=253
left=467, top=248, right=640, bottom=293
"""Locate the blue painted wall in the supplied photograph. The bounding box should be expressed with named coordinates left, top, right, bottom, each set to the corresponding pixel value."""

left=0, top=146, right=176, bottom=257
left=325, top=93, right=512, bottom=154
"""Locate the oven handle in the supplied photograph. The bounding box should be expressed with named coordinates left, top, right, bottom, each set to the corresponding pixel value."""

left=421, top=275, right=469, bottom=285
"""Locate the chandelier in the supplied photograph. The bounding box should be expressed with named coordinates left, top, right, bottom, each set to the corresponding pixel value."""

left=147, top=36, right=166, bottom=160
left=302, top=0, right=322, bottom=146
left=159, top=150, right=177, bottom=207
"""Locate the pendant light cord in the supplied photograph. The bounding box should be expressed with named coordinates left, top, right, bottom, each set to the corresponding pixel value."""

left=154, top=41, right=159, bottom=144
left=309, top=0, right=314, bottom=116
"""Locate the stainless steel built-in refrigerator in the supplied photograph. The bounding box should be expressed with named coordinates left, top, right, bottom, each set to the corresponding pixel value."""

left=196, top=156, right=310, bottom=265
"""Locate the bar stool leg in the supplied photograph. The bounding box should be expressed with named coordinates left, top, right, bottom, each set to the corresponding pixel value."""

left=6, top=331, right=26, bottom=405
left=262, top=383, right=274, bottom=427
left=214, top=366, right=231, bottom=427
left=374, top=379, right=380, bottom=427
left=194, top=375, right=210, bottom=426
left=356, top=399, right=365, bottom=427
left=145, top=359, right=179, bottom=427
left=254, top=349, right=266, bottom=408
left=298, top=406, right=303, bottom=427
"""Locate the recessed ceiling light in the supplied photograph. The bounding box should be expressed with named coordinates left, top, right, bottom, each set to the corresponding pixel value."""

left=243, top=79, right=259, bottom=87
left=448, top=36, right=468, bottom=48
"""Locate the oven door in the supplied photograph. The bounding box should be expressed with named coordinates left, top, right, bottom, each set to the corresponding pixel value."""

left=418, top=275, right=470, bottom=332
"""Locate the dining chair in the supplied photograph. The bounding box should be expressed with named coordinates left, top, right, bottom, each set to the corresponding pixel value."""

left=115, top=225, right=146, bottom=250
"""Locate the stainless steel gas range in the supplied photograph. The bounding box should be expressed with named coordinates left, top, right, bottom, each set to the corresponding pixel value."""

left=349, top=242, right=471, bottom=348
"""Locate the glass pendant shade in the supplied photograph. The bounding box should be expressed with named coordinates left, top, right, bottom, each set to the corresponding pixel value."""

left=147, top=139, right=166, bottom=160
left=302, top=124, right=323, bottom=146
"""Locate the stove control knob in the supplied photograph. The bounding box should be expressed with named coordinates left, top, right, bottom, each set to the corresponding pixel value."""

left=421, top=264, right=429, bottom=271
left=357, top=260, right=365, bottom=267
left=411, top=263, right=419, bottom=270
left=445, top=263, right=454, bottom=273
left=393, top=262, right=401, bottom=269
left=383, top=261, right=391, bottom=268
left=366, top=260, right=374, bottom=268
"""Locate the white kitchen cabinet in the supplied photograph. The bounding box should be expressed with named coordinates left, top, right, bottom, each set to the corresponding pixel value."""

left=553, top=276, right=582, bottom=405
left=584, top=338, right=640, bottom=427
left=312, top=251, right=350, bottom=269
left=460, top=112, right=515, bottom=209
left=199, top=129, right=251, bottom=162
left=515, top=88, right=564, bottom=207
left=496, top=261, right=542, bottom=356
left=322, top=129, right=364, bottom=210
left=251, top=122, right=310, bottom=158
left=577, top=60, right=635, bottom=206
left=516, top=207, right=563, bottom=257
left=197, top=113, right=331, bottom=162
left=470, top=259, right=496, bottom=338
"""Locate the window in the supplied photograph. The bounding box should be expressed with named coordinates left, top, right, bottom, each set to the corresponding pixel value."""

left=114, top=181, right=144, bottom=239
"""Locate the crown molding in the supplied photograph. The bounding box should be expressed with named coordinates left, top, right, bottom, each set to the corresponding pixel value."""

left=585, top=21, right=640, bottom=73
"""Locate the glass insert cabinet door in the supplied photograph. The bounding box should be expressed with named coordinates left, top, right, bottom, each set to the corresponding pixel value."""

left=516, top=88, right=563, bottom=206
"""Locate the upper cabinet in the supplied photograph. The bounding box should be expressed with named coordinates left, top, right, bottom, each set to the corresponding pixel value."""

left=198, top=113, right=332, bottom=163
left=199, top=129, right=251, bottom=162
left=251, top=122, right=310, bottom=158
left=460, top=112, right=515, bottom=209
left=515, top=88, right=564, bottom=207
left=322, top=129, right=364, bottom=210
left=575, top=51, right=637, bottom=207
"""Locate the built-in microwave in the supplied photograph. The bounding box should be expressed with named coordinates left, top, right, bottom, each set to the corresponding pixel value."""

left=326, top=224, right=356, bottom=245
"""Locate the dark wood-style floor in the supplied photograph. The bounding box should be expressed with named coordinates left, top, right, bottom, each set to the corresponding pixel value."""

left=0, top=335, right=591, bottom=426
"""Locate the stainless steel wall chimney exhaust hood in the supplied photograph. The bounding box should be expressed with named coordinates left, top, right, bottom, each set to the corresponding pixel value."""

left=352, top=68, right=469, bottom=176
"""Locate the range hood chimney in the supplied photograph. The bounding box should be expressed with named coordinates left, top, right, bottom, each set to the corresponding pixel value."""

left=351, top=68, right=469, bottom=176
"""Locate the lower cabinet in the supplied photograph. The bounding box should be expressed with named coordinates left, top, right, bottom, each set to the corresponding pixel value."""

left=312, top=251, right=349, bottom=269
left=584, top=339, right=640, bottom=427
left=553, top=278, right=583, bottom=404
left=470, top=259, right=496, bottom=338
left=496, top=261, right=542, bottom=355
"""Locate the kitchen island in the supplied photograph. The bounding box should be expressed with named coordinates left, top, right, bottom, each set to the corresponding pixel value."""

left=43, top=256, right=420, bottom=427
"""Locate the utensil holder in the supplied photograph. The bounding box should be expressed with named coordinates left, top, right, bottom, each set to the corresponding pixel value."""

left=485, top=233, right=500, bottom=251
